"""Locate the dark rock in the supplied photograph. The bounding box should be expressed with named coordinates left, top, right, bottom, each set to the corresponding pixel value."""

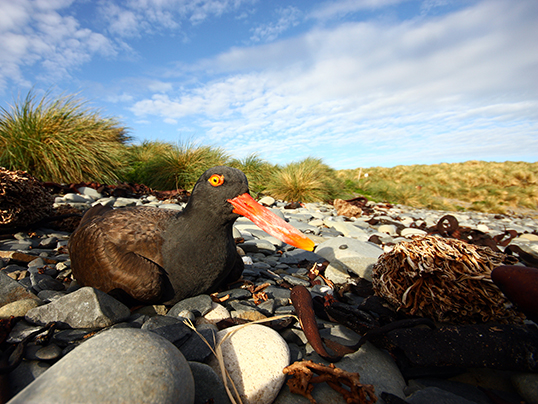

left=384, top=324, right=538, bottom=372
left=178, top=325, right=216, bottom=362
left=167, top=294, right=213, bottom=318
left=141, top=315, right=191, bottom=347
left=25, top=287, right=130, bottom=329
left=406, top=387, right=476, bottom=404
left=217, top=288, right=251, bottom=300
left=189, top=361, right=231, bottom=404
left=8, top=361, right=51, bottom=397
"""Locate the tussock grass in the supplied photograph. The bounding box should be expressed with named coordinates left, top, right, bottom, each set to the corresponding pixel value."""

left=266, top=157, right=345, bottom=203
left=229, top=153, right=275, bottom=197
left=341, top=161, right=538, bottom=214
left=135, top=142, right=229, bottom=191
left=0, top=90, right=129, bottom=183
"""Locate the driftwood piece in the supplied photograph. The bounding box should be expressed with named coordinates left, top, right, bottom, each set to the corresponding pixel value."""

left=283, top=360, right=377, bottom=404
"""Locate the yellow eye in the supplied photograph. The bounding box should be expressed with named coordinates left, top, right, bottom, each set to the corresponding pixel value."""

left=208, top=174, right=225, bottom=187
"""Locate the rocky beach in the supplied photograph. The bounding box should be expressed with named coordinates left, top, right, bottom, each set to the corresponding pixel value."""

left=1, top=188, right=537, bottom=404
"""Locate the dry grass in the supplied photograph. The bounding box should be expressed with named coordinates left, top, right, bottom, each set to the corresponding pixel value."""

left=340, top=161, right=538, bottom=214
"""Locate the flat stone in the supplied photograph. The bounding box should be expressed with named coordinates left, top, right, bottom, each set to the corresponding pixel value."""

left=25, top=343, right=63, bottom=361
left=315, top=237, right=383, bottom=281
left=0, top=271, right=41, bottom=308
left=209, top=324, right=290, bottom=404
left=25, top=287, right=130, bottom=329
left=8, top=328, right=195, bottom=404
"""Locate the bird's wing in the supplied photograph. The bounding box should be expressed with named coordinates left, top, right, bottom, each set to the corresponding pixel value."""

left=69, top=206, right=177, bottom=303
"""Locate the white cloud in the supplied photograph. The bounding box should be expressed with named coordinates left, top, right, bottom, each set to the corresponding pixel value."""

left=250, top=6, right=302, bottom=43
left=98, top=0, right=254, bottom=37
left=131, top=0, right=538, bottom=167
left=0, top=0, right=115, bottom=91
left=309, top=0, right=410, bottom=20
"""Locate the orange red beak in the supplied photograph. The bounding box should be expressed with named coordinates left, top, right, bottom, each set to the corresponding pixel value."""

left=228, top=193, right=315, bottom=252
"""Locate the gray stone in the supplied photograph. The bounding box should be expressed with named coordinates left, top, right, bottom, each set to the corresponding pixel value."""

left=511, top=373, right=538, bottom=404
left=167, top=294, right=213, bottom=318
left=25, top=287, right=130, bottom=329
left=315, top=237, right=383, bottom=281
left=113, top=197, right=140, bottom=207
left=24, top=343, right=63, bottom=361
left=282, top=274, right=310, bottom=287
left=0, top=271, right=40, bottom=308
left=189, top=361, right=232, bottom=404
left=258, top=196, right=276, bottom=206
left=77, top=186, right=102, bottom=200
left=8, top=361, right=51, bottom=397
left=8, top=328, right=195, bottom=404
left=0, top=239, right=34, bottom=251
left=0, top=299, right=40, bottom=319
left=6, top=321, right=46, bottom=344
left=239, top=239, right=277, bottom=254
left=407, top=387, right=476, bottom=404
left=337, top=341, right=406, bottom=399
left=141, top=315, right=192, bottom=347
left=263, top=286, right=291, bottom=303
left=324, top=263, right=351, bottom=284
left=63, top=193, right=91, bottom=203
left=217, top=288, right=251, bottom=300
left=279, top=249, right=325, bottom=265
left=178, top=325, right=216, bottom=362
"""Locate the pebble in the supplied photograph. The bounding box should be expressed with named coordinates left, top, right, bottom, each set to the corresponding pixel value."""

left=8, top=328, right=195, bottom=404
left=209, top=324, right=290, bottom=404
left=1, top=193, right=537, bottom=404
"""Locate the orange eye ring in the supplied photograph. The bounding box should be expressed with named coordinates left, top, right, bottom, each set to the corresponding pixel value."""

left=208, top=174, right=225, bottom=187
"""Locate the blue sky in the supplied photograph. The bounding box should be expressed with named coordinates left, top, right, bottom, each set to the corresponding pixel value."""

left=1, top=0, right=537, bottom=170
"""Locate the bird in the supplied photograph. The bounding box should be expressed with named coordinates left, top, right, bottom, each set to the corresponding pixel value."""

left=68, top=166, right=315, bottom=306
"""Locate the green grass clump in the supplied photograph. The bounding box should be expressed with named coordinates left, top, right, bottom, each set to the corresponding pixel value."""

left=0, top=90, right=129, bottom=183
left=266, top=157, right=345, bottom=203
left=134, top=142, right=229, bottom=190
left=229, top=153, right=275, bottom=197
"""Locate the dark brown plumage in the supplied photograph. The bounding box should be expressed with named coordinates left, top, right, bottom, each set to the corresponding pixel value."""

left=68, top=166, right=314, bottom=305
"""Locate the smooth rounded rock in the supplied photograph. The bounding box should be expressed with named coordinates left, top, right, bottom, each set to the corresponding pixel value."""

left=511, top=372, right=538, bottom=404
left=209, top=324, right=290, bottom=404
left=8, top=328, right=195, bottom=404
left=315, top=237, right=383, bottom=281
left=0, top=299, right=40, bottom=319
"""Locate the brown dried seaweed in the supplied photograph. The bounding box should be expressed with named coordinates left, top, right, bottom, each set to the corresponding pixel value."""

left=283, top=360, right=377, bottom=404
left=372, top=235, right=525, bottom=324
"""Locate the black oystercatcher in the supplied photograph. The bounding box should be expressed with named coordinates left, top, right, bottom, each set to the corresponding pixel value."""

left=68, top=166, right=315, bottom=305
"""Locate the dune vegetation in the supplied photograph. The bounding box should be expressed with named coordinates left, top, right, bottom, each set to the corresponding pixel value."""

left=1, top=91, right=536, bottom=214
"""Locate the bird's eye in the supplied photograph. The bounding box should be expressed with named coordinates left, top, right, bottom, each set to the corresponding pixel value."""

left=208, top=174, right=225, bottom=187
